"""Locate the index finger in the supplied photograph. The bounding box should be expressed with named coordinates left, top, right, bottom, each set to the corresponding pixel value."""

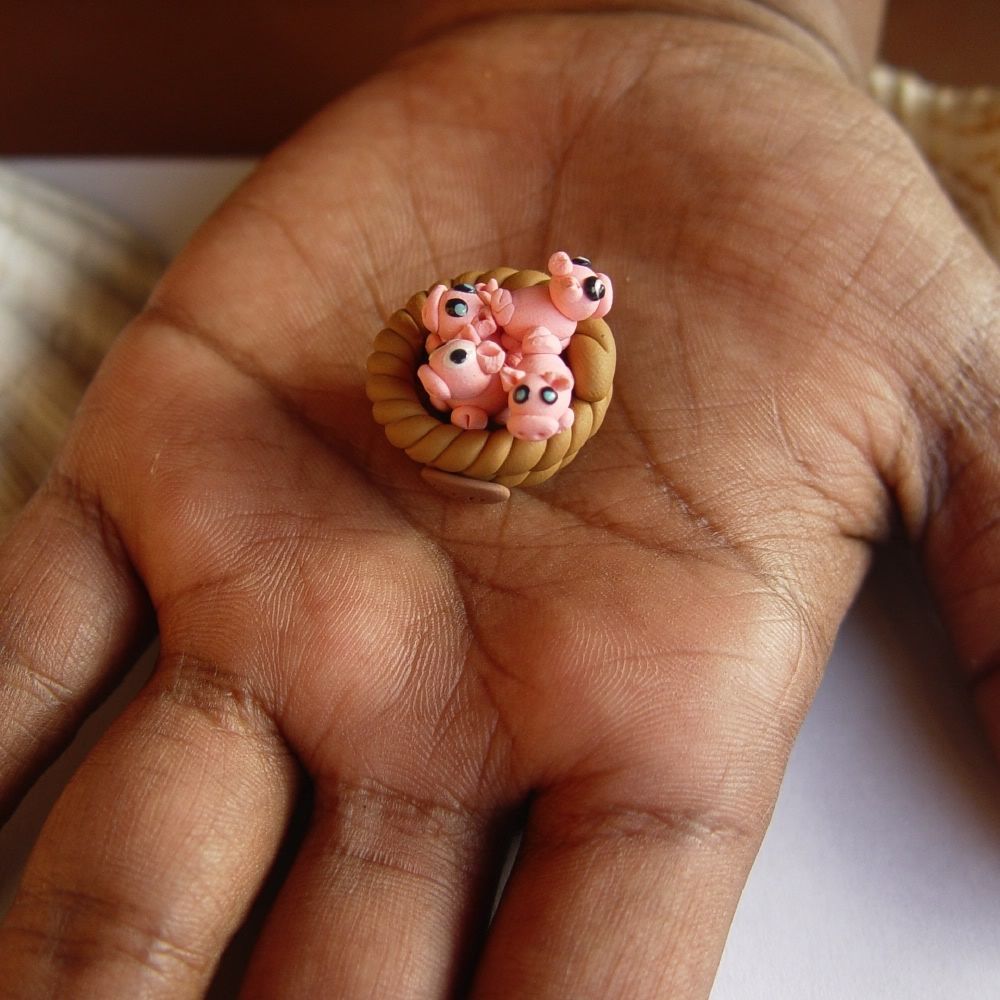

left=0, top=470, right=149, bottom=818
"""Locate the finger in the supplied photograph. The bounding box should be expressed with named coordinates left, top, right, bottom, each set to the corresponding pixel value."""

left=0, top=648, right=296, bottom=998
left=470, top=558, right=869, bottom=1000
left=474, top=769, right=775, bottom=1000
left=897, top=237, right=1000, bottom=752
left=919, top=345, right=1000, bottom=751
left=0, top=470, right=149, bottom=818
left=241, top=776, right=511, bottom=998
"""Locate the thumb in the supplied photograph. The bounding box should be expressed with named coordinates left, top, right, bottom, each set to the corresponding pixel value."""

left=909, top=239, right=1000, bottom=753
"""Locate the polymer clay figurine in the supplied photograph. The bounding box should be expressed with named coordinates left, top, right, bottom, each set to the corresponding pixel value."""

left=366, top=251, right=616, bottom=499
left=485, top=251, right=613, bottom=352
left=416, top=333, right=507, bottom=430
left=498, top=329, right=575, bottom=441
left=421, top=281, right=497, bottom=351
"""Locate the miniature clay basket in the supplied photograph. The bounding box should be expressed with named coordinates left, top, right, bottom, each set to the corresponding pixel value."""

left=366, top=266, right=616, bottom=492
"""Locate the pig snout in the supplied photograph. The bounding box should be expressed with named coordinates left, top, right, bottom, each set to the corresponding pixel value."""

left=503, top=372, right=574, bottom=441
left=507, top=414, right=561, bottom=441
left=521, top=328, right=563, bottom=356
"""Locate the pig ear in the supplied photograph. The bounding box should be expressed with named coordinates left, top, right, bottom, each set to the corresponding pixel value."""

left=594, top=273, right=614, bottom=318
left=477, top=278, right=499, bottom=304
left=490, top=287, right=515, bottom=327
left=421, top=284, right=447, bottom=332
left=500, top=365, right=525, bottom=392
left=543, top=371, right=573, bottom=392
left=457, top=327, right=479, bottom=343
left=476, top=340, right=506, bottom=374
left=548, top=251, right=573, bottom=277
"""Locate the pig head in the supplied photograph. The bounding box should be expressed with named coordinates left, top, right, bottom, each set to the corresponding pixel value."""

left=500, top=347, right=575, bottom=442
left=545, top=251, right=614, bottom=323
left=421, top=282, right=497, bottom=351
left=417, top=335, right=507, bottom=429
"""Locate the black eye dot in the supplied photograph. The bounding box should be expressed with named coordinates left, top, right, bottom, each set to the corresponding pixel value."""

left=453, top=283, right=476, bottom=293
left=583, top=276, right=605, bottom=301
left=540, top=387, right=558, bottom=404
left=571, top=256, right=592, bottom=267
left=445, top=298, right=469, bottom=318
left=448, top=348, right=468, bottom=364
left=513, top=385, right=530, bottom=404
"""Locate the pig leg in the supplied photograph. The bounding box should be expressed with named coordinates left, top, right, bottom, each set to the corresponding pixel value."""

left=417, top=364, right=452, bottom=412
left=451, top=405, right=489, bottom=430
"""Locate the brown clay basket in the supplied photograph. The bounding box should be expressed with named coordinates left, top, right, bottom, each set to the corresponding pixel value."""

left=366, top=266, right=616, bottom=490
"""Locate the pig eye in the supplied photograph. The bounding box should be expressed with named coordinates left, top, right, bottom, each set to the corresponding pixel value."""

left=447, top=348, right=469, bottom=365
left=571, top=256, right=591, bottom=267
left=513, top=385, right=530, bottom=404
left=583, top=276, right=605, bottom=301
left=540, top=387, right=558, bottom=405
left=445, top=298, right=469, bottom=318
left=453, top=283, right=476, bottom=293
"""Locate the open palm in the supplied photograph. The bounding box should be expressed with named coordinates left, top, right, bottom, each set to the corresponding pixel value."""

left=1, top=10, right=997, bottom=999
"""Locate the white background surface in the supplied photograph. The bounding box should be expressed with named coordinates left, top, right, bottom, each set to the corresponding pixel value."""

left=2, top=158, right=999, bottom=998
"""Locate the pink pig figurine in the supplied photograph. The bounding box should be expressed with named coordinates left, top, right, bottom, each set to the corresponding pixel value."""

left=484, top=251, right=613, bottom=352
left=499, top=329, right=575, bottom=442
left=421, top=282, right=497, bottom=352
left=417, top=334, right=507, bottom=430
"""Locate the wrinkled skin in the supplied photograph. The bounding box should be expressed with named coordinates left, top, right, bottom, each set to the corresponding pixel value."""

left=0, top=8, right=998, bottom=1000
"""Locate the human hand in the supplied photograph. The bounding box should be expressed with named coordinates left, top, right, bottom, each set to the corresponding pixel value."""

left=1, top=4, right=997, bottom=997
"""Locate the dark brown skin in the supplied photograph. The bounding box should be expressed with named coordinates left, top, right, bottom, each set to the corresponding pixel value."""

left=0, top=3, right=998, bottom=997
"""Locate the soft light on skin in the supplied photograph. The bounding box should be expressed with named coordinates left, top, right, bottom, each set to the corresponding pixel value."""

left=401, top=0, right=889, bottom=82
